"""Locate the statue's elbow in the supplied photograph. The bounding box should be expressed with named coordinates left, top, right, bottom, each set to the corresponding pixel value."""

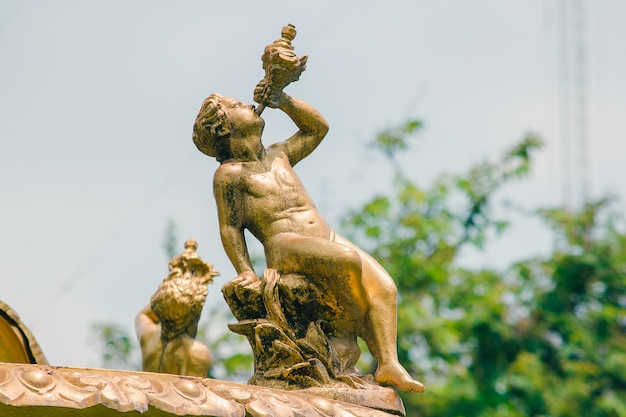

left=317, top=119, right=330, bottom=138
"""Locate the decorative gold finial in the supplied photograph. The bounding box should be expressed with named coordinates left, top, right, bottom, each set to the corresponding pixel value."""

left=253, top=24, right=308, bottom=115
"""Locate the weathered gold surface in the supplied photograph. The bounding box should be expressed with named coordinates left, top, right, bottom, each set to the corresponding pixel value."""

left=136, top=240, right=218, bottom=377
left=0, top=363, right=401, bottom=416
left=192, top=25, right=424, bottom=393
left=0, top=301, right=48, bottom=365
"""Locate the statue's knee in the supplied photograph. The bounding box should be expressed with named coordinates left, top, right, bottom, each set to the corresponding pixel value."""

left=339, top=246, right=362, bottom=274
left=384, top=281, right=398, bottom=299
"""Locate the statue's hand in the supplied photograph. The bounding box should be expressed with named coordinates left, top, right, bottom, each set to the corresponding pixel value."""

left=231, top=270, right=261, bottom=289
left=265, top=91, right=286, bottom=109
left=253, top=79, right=267, bottom=104
left=253, top=78, right=285, bottom=110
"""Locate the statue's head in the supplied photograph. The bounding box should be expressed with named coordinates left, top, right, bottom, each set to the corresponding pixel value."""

left=193, top=94, right=265, bottom=162
left=150, top=276, right=208, bottom=342
left=193, top=93, right=231, bottom=162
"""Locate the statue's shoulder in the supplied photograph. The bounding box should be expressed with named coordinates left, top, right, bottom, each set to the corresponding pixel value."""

left=265, top=146, right=293, bottom=167
left=213, top=161, right=243, bottom=187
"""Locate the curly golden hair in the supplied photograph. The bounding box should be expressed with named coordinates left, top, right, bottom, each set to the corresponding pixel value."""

left=192, top=93, right=232, bottom=162
left=150, top=276, right=208, bottom=342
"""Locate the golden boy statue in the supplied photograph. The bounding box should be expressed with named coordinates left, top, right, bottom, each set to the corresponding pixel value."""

left=135, top=239, right=218, bottom=377
left=192, top=89, right=424, bottom=393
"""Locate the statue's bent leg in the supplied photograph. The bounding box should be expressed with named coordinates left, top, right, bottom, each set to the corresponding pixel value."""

left=334, top=234, right=426, bottom=393
left=265, top=232, right=369, bottom=322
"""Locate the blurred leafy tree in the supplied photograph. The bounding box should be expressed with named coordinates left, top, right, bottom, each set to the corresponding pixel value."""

left=342, top=120, right=626, bottom=416
left=199, top=307, right=253, bottom=382
left=89, top=322, right=137, bottom=370
left=162, top=218, right=179, bottom=260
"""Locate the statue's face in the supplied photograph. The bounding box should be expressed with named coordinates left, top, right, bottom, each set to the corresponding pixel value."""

left=222, top=97, right=264, bottom=135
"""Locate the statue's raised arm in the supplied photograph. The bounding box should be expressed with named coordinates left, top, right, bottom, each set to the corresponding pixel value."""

left=268, top=92, right=329, bottom=166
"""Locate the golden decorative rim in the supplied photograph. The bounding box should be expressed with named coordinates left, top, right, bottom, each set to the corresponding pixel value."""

left=0, top=363, right=402, bottom=416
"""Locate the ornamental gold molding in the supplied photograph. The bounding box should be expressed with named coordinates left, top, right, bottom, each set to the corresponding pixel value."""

left=0, top=363, right=402, bottom=416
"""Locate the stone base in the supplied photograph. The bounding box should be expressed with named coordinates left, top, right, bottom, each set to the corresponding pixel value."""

left=0, top=363, right=404, bottom=416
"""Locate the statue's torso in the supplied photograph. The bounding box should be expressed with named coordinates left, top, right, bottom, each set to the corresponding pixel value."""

left=240, top=151, right=331, bottom=243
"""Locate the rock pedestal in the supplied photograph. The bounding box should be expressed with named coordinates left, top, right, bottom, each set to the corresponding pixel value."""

left=222, top=270, right=405, bottom=415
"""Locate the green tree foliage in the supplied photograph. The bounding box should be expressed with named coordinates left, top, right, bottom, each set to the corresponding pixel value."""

left=199, top=307, right=254, bottom=382
left=89, top=322, right=137, bottom=370
left=342, top=121, right=626, bottom=416
left=162, top=218, right=179, bottom=260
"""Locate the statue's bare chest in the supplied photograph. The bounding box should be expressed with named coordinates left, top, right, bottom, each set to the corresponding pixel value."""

left=242, top=155, right=301, bottom=199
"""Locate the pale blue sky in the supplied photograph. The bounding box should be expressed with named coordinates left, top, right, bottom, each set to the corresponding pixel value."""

left=1, top=0, right=624, bottom=367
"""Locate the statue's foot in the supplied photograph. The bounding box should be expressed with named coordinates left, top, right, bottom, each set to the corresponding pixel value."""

left=375, top=363, right=425, bottom=393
